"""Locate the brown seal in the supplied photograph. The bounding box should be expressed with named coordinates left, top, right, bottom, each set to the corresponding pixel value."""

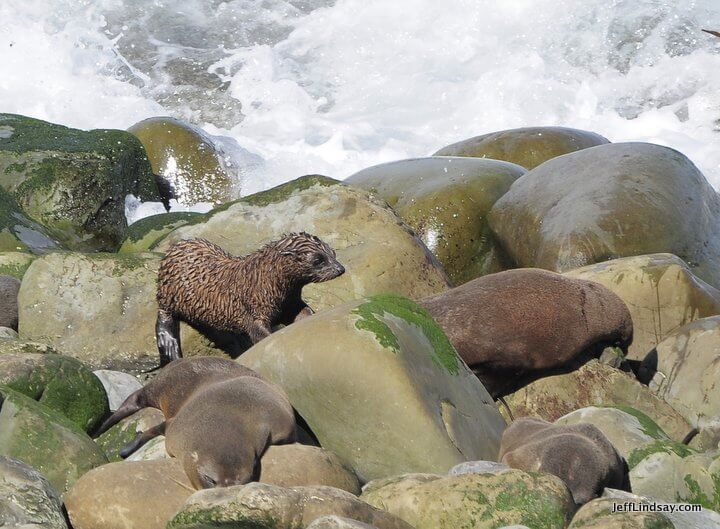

left=93, top=357, right=296, bottom=488
left=155, top=232, right=345, bottom=366
left=499, top=417, right=631, bottom=505
left=420, top=268, right=633, bottom=398
left=0, top=275, right=20, bottom=331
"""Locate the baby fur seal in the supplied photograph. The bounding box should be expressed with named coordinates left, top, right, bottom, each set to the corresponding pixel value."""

left=156, top=232, right=345, bottom=366
left=94, top=357, right=296, bottom=488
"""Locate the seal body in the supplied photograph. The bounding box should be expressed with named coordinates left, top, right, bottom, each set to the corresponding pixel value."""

left=420, top=268, right=633, bottom=398
left=156, top=233, right=345, bottom=366
left=0, top=275, right=20, bottom=331
left=499, top=417, right=631, bottom=505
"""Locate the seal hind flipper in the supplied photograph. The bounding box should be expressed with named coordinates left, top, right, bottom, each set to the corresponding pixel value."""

left=120, top=421, right=167, bottom=458
left=93, top=388, right=147, bottom=438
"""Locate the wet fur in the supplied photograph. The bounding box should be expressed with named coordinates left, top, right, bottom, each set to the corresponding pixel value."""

left=155, top=233, right=344, bottom=365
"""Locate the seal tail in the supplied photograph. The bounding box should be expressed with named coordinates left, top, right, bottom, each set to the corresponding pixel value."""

left=92, top=388, right=146, bottom=438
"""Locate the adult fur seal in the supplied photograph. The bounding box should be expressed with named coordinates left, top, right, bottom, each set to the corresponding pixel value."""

left=420, top=268, right=633, bottom=398
left=0, top=275, right=20, bottom=331
left=93, top=357, right=296, bottom=488
left=499, top=417, right=631, bottom=505
left=156, top=233, right=345, bottom=366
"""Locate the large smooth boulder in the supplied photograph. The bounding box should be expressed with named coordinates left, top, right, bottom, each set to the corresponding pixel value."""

left=0, top=113, right=162, bottom=251
left=489, top=142, right=720, bottom=289
left=128, top=116, right=237, bottom=206
left=64, top=459, right=195, bottom=529
left=641, top=316, right=720, bottom=429
left=0, top=274, right=19, bottom=330
left=420, top=269, right=633, bottom=397
left=361, top=470, right=575, bottom=529
left=239, top=295, right=506, bottom=483
left=0, top=455, right=68, bottom=529
left=18, top=252, right=161, bottom=372
left=0, top=251, right=35, bottom=278
left=0, top=183, right=61, bottom=252
left=0, top=386, right=107, bottom=492
left=434, top=126, right=609, bottom=169
left=0, top=352, right=108, bottom=432
left=154, top=175, right=450, bottom=312
left=565, top=254, right=720, bottom=361
left=119, top=211, right=203, bottom=253
left=167, top=483, right=413, bottom=529
left=345, top=157, right=524, bottom=283
left=502, top=360, right=692, bottom=441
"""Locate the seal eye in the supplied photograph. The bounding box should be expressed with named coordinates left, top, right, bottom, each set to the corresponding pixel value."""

left=313, top=253, right=326, bottom=265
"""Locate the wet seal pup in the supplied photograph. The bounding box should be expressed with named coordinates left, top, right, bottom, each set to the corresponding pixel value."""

left=156, top=232, right=345, bottom=366
left=93, top=357, right=296, bottom=488
left=499, top=417, right=631, bottom=505
left=0, top=275, right=20, bottom=331
left=420, top=268, right=633, bottom=398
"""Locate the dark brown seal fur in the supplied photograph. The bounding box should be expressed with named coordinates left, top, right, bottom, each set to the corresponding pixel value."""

left=155, top=232, right=345, bottom=365
left=499, top=417, right=631, bottom=505
left=0, top=275, right=20, bottom=331
left=420, top=268, right=633, bottom=398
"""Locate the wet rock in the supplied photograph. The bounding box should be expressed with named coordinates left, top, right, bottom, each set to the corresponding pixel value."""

left=239, top=295, right=505, bottom=482
left=434, top=126, right=609, bottom=169
left=346, top=156, right=524, bottom=283
left=0, top=274, right=19, bottom=330
left=0, top=182, right=61, bottom=253
left=119, top=211, right=204, bottom=253
left=93, top=369, right=143, bottom=412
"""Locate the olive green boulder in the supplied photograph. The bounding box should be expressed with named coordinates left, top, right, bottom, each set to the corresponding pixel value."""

left=0, top=386, right=107, bottom=493
left=434, top=126, right=609, bottom=169
left=128, top=116, right=236, bottom=206
left=0, top=184, right=61, bottom=253
left=239, top=295, right=505, bottom=482
left=17, top=252, right=162, bottom=372
left=564, top=254, right=720, bottom=361
left=489, top=142, right=720, bottom=289
left=0, top=352, right=108, bottom=432
left=119, top=211, right=204, bottom=253
left=361, top=470, right=575, bottom=529
left=345, top=157, right=525, bottom=284
left=0, top=114, right=162, bottom=251
left=0, top=455, right=68, bottom=529
left=0, top=251, right=35, bottom=278
left=167, top=482, right=413, bottom=529
left=95, top=407, right=165, bottom=462
left=502, top=360, right=692, bottom=442
left=155, top=175, right=450, bottom=311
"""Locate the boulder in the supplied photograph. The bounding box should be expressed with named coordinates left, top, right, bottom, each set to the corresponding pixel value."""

left=0, top=337, right=59, bottom=355
left=433, top=126, right=609, bottom=169
left=18, top=252, right=161, bottom=372
left=0, top=274, right=19, bottom=330
left=0, top=113, right=161, bottom=251
left=0, top=327, right=17, bottom=339
left=0, top=251, right=35, bottom=278
left=345, top=157, right=524, bottom=283
left=239, top=295, right=506, bottom=482
left=361, top=470, right=575, bottom=529
left=641, top=316, right=720, bottom=429
left=95, top=407, right=165, bottom=462
left=420, top=269, right=633, bottom=397
left=488, top=142, right=720, bottom=290
left=625, top=439, right=696, bottom=470
left=565, top=254, right=720, bottom=361
left=167, top=482, right=413, bottom=529
left=0, top=182, right=61, bottom=252
left=119, top=211, right=204, bottom=253
left=128, top=116, right=237, bottom=206
left=449, top=460, right=509, bottom=476
left=307, top=516, right=380, bottom=529
left=93, top=369, right=143, bottom=412
left=502, top=360, right=692, bottom=441
left=64, top=458, right=195, bottom=529
left=0, top=455, right=67, bottom=529
left=0, top=352, right=109, bottom=432
left=0, top=385, right=107, bottom=492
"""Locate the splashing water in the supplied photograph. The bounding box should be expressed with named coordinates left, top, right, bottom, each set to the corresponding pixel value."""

left=1, top=0, right=720, bottom=209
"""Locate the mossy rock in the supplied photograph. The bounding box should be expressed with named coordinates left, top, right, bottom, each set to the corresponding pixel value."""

left=568, top=496, right=674, bottom=528
left=346, top=157, right=524, bottom=284
left=0, top=385, right=108, bottom=493
left=361, top=470, right=575, bottom=529
left=0, top=113, right=162, bottom=251
left=95, top=408, right=165, bottom=462
left=119, top=211, right=204, bottom=253
left=434, top=126, right=609, bottom=169
left=626, top=440, right=696, bottom=470
left=0, top=352, right=109, bottom=432
left=239, top=294, right=505, bottom=483
left=128, top=116, right=235, bottom=206
left=0, top=184, right=62, bottom=253
left=0, top=251, right=35, bottom=278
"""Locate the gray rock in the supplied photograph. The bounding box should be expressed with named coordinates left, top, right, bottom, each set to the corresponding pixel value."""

left=307, top=516, right=380, bottom=529
left=448, top=460, right=509, bottom=476
left=0, top=326, right=17, bottom=339
left=93, top=370, right=143, bottom=411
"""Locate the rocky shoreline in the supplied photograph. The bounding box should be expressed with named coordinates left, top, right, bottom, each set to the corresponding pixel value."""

left=1, top=113, right=720, bottom=529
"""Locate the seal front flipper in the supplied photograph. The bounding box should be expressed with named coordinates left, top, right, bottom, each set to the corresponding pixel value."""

left=120, top=421, right=167, bottom=458
left=93, top=388, right=147, bottom=438
left=157, top=309, right=182, bottom=367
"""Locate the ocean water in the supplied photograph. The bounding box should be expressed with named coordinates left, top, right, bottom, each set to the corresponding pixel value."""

left=1, top=0, right=720, bottom=219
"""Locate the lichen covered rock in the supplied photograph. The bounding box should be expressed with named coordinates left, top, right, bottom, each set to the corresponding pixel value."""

left=239, top=295, right=505, bottom=482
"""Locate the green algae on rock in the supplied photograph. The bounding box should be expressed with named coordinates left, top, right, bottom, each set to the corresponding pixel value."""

left=0, top=385, right=107, bottom=493
left=434, top=126, right=609, bottom=169
left=346, top=157, right=524, bottom=284
left=0, top=251, right=35, bottom=278
left=119, top=211, right=204, bottom=253
left=0, top=183, right=61, bottom=253
left=96, top=408, right=165, bottom=462
left=361, top=470, right=575, bottom=529
left=0, top=113, right=162, bottom=252
left=239, top=296, right=505, bottom=483
left=0, top=352, right=109, bottom=432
